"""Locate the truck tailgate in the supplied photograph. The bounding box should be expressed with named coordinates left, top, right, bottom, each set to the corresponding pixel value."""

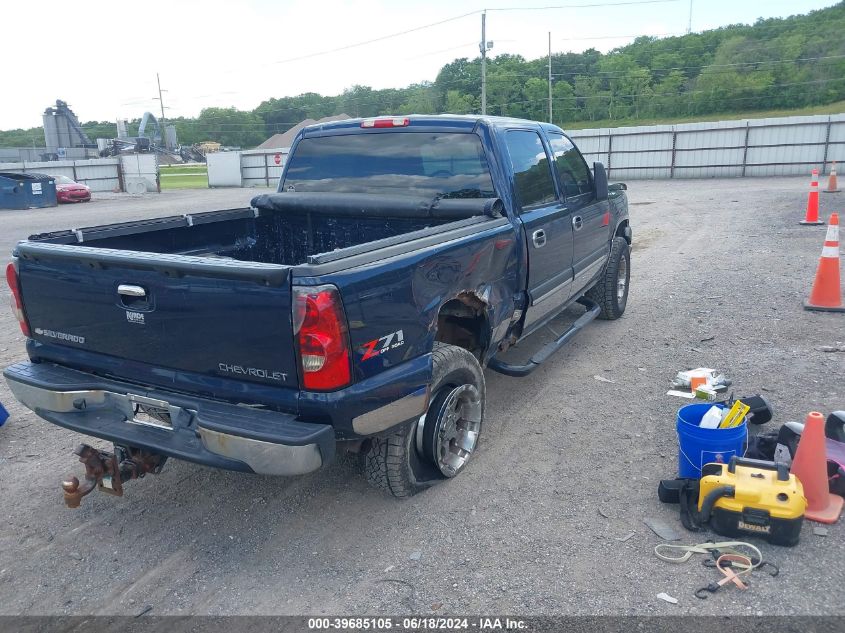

left=15, top=243, right=299, bottom=390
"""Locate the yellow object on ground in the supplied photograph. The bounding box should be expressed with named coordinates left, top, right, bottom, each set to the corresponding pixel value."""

left=719, top=400, right=750, bottom=428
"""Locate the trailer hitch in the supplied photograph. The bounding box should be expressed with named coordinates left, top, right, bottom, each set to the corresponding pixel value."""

left=61, top=444, right=167, bottom=508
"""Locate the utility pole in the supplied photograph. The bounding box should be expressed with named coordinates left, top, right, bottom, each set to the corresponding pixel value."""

left=548, top=32, right=553, bottom=123
left=687, top=0, right=693, bottom=34
left=155, top=73, right=168, bottom=148
left=480, top=11, right=487, bottom=115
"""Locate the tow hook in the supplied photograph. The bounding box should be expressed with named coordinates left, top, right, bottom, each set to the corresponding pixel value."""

left=61, top=444, right=167, bottom=508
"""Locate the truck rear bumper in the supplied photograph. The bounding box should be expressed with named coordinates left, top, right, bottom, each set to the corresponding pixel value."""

left=3, top=361, right=335, bottom=476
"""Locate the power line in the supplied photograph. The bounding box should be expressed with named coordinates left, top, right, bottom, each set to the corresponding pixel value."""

left=488, top=0, right=680, bottom=10
left=490, top=75, right=845, bottom=107
left=269, top=10, right=480, bottom=66
left=194, top=73, right=845, bottom=126
left=552, top=54, right=845, bottom=77
left=141, top=6, right=801, bottom=120
left=195, top=56, right=839, bottom=123
left=426, top=37, right=838, bottom=82
left=260, top=0, right=683, bottom=68
left=556, top=31, right=686, bottom=41
left=125, top=21, right=842, bottom=125
left=430, top=54, right=844, bottom=88
left=404, top=42, right=478, bottom=60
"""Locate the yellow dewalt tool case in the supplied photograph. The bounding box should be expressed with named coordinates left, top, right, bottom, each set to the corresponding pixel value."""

left=699, top=457, right=806, bottom=546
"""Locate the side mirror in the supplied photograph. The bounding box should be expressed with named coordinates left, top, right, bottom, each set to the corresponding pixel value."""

left=593, top=162, right=608, bottom=201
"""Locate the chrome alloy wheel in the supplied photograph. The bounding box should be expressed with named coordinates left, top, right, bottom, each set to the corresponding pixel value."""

left=416, top=384, right=482, bottom=478
left=617, top=255, right=628, bottom=302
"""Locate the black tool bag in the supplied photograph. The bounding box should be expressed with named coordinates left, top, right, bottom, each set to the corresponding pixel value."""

left=658, top=478, right=719, bottom=533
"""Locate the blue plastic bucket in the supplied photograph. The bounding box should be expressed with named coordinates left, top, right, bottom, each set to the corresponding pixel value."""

left=676, top=403, right=747, bottom=478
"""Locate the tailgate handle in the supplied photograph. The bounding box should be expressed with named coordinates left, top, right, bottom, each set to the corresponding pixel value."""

left=118, top=284, right=147, bottom=298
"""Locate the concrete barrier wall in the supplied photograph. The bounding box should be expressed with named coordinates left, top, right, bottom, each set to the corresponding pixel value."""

left=569, top=113, right=845, bottom=180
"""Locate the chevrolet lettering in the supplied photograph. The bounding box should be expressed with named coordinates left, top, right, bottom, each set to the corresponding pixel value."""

left=218, top=363, right=288, bottom=382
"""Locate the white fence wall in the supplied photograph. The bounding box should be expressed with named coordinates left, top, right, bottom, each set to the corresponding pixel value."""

left=568, top=113, right=845, bottom=180
left=242, top=149, right=287, bottom=188
left=201, top=113, right=845, bottom=188
left=208, top=149, right=288, bottom=188
left=0, top=158, right=121, bottom=192
left=0, top=147, right=95, bottom=163
left=207, top=152, right=242, bottom=187
left=120, top=154, right=158, bottom=193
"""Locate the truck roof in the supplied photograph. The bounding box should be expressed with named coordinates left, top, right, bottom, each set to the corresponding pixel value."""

left=301, top=114, right=567, bottom=135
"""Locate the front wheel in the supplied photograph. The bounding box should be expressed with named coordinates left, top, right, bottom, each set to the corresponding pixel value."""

left=364, top=342, right=485, bottom=497
left=586, top=236, right=630, bottom=320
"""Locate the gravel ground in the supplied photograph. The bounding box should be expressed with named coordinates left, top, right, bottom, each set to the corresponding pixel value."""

left=0, top=180, right=842, bottom=616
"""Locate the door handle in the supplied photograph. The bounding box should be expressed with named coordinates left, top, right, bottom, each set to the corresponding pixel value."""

left=118, top=284, right=146, bottom=297
left=572, top=216, right=583, bottom=230
left=532, top=229, right=547, bottom=248
left=117, top=284, right=149, bottom=309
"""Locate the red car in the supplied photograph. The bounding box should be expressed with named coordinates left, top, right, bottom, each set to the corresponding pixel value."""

left=54, top=175, right=91, bottom=203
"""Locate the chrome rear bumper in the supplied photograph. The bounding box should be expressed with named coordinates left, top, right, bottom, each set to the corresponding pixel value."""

left=4, top=361, right=334, bottom=476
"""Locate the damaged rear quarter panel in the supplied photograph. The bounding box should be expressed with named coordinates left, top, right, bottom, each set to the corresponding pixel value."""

left=300, top=219, right=520, bottom=384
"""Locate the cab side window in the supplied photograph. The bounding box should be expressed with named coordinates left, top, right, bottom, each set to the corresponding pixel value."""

left=548, top=132, right=592, bottom=198
left=504, top=130, right=557, bottom=209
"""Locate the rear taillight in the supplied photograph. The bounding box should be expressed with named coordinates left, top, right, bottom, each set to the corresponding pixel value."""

left=6, top=262, right=30, bottom=337
left=293, top=285, right=351, bottom=391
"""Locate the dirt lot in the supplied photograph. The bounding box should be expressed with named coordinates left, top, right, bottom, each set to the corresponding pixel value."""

left=0, top=180, right=842, bottom=616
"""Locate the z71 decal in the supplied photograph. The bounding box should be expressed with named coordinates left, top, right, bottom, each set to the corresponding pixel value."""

left=361, top=330, right=405, bottom=361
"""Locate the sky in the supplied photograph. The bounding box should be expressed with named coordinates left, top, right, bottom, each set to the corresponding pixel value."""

left=0, top=0, right=837, bottom=131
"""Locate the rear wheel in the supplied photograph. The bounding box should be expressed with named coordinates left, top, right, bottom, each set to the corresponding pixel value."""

left=364, top=342, right=485, bottom=497
left=586, top=236, right=630, bottom=320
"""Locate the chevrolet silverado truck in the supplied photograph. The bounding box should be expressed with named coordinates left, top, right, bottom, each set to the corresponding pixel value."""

left=4, top=115, right=630, bottom=502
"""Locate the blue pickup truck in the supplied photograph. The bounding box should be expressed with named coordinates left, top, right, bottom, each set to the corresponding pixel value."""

left=4, top=115, right=630, bottom=502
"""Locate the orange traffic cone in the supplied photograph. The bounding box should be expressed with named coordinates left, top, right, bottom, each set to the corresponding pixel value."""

left=791, top=412, right=844, bottom=523
left=799, top=169, right=824, bottom=225
left=804, top=213, right=844, bottom=312
left=824, top=161, right=841, bottom=193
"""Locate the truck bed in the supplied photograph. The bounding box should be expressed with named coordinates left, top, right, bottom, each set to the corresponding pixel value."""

left=25, top=192, right=502, bottom=267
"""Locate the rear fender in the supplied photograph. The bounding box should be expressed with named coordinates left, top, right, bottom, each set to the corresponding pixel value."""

left=434, top=290, right=493, bottom=360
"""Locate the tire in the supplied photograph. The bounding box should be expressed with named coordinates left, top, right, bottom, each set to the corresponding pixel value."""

left=586, top=236, right=630, bottom=320
left=364, top=342, right=485, bottom=497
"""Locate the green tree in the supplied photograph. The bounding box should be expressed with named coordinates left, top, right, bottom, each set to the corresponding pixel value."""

left=194, top=107, right=266, bottom=148
left=523, top=77, right=550, bottom=121
left=552, top=80, right=577, bottom=126
left=651, top=70, right=687, bottom=117
left=434, top=58, right=481, bottom=110
left=573, top=75, right=607, bottom=121
left=444, top=90, right=477, bottom=114
left=485, top=54, right=528, bottom=117
left=398, top=83, right=437, bottom=114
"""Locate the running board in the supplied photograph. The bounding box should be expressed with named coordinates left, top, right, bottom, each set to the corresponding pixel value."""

left=487, top=297, right=601, bottom=377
